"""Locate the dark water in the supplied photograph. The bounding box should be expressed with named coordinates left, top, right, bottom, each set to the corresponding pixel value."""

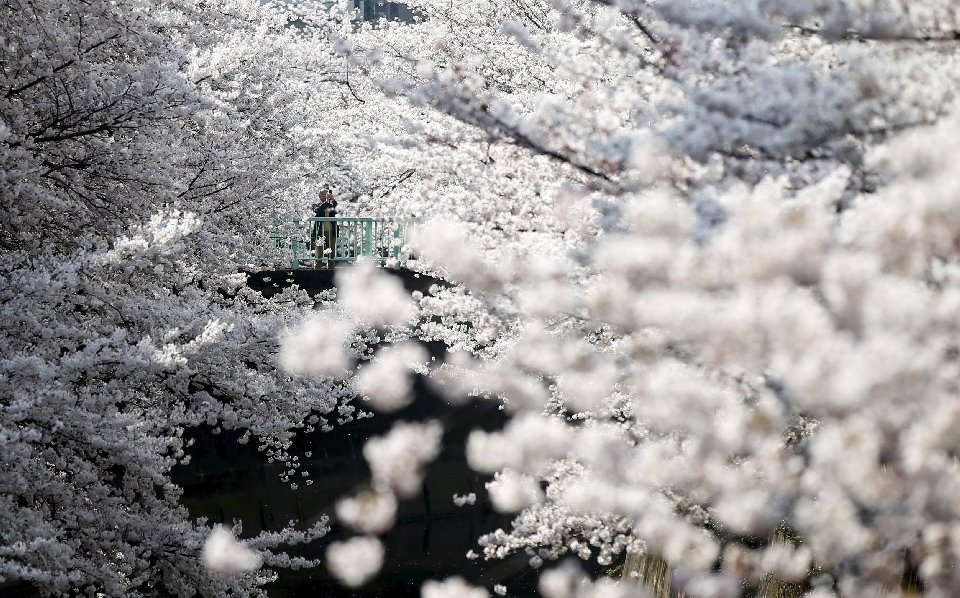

left=171, top=269, right=540, bottom=596
left=174, top=378, right=540, bottom=596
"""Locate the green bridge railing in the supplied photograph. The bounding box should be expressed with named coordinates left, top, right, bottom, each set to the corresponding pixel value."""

left=264, top=217, right=411, bottom=269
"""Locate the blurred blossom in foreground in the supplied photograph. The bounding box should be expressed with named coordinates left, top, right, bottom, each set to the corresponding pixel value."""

left=336, top=489, right=398, bottom=534
left=337, top=258, right=417, bottom=326
left=355, top=341, right=429, bottom=412
left=364, top=420, right=443, bottom=498
left=201, top=526, right=262, bottom=575
left=279, top=314, right=352, bottom=378
left=326, top=536, right=384, bottom=588
left=421, top=576, right=490, bottom=598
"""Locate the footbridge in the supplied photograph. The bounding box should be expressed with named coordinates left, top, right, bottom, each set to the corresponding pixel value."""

left=263, top=217, right=413, bottom=270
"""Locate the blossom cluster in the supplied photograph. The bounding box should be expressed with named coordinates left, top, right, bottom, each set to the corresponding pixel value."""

left=316, top=1, right=960, bottom=596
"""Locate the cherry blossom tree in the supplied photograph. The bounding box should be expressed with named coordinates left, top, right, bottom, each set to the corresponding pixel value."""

left=0, top=1, right=375, bottom=594
left=310, top=2, right=960, bottom=596
left=7, top=0, right=960, bottom=595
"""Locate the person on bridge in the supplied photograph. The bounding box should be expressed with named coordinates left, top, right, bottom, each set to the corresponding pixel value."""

left=310, top=189, right=337, bottom=270
left=312, top=189, right=337, bottom=270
